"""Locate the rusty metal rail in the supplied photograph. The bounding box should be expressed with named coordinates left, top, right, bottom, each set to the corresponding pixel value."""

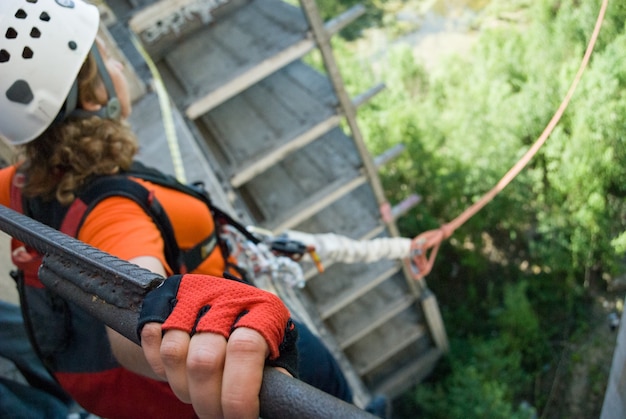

left=0, top=205, right=375, bottom=418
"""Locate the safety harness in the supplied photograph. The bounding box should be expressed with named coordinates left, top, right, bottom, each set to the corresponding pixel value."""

left=10, top=160, right=261, bottom=280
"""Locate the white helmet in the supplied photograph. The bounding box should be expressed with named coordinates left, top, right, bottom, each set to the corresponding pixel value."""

left=0, top=0, right=100, bottom=145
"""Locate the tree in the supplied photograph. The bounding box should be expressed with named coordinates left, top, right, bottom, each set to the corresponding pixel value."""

left=328, top=0, right=626, bottom=415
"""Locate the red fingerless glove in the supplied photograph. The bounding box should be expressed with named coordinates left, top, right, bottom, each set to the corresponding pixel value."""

left=138, top=274, right=295, bottom=361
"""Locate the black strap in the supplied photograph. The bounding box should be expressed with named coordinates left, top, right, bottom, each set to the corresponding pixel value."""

left=126, top=161, right=261, bottom=246
left=78, top=176, right=183, bottom=273
left=21, top=161, right=257, bottom=275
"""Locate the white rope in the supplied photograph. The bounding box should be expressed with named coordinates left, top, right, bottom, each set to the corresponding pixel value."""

left=285, top=230, right=412, bottom=265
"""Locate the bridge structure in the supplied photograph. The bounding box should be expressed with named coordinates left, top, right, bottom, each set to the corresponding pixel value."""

left=74, top=0, right=451, bottom=409
left=3, top=1, right=626, bottom=416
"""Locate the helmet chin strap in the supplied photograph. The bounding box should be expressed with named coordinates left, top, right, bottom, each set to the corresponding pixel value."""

left=54, top=43, right=121, bottom=123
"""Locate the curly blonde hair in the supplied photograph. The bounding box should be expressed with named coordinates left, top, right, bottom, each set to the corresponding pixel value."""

left=19, top=50, right=138, bottom=205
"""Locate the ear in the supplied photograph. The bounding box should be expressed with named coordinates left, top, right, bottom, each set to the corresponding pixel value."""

left=81, top=100, right=102, bottom=112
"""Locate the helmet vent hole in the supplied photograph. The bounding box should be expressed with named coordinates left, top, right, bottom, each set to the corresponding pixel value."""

left=39, top=12, right=50, bottom=22
left=6, top=28, right=18, bottom=39
left=0, top=50, right=9, bottom=63
left=15, top=9, right=27, bottom=19
left=68, top=41, right=77, bottom=50
left=22, top=47, right=33, bottom=59
left=30, top=28, right=41, bottom=38
left=27, top=0, right=38, bottom=3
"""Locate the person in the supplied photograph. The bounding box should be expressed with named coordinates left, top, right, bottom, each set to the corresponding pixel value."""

left=0, top=0, right=354, bottom=418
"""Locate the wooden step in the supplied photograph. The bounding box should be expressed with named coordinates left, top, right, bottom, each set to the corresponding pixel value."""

left=236, top=124, right=372, bottom=231
left=318, top=264, right=401, bottom=320
left=261, top=174, right=367, bottom=234
left=129, top=0, right=252, bottom=59
left=229, top=83, right=386, bottom=188
left=151, top=0, right=308, bottom=117
left=391, top=194, right=421, bottom=219
left=373, top=347, right=443, bottom=398
left=230, top=114, right=342, bottom=187
left=192, top=61, right=337, bottom=181
left=373, top=143, right=405, bottom=168
left=338, top=294, right=417, bottom=349
left=183, top=3, right=367, bottom=118
left=354, top=323, right=427, bottom=376
left=147, top=0, right=366, bottom=118
left=292, top=181, right=385, bottom=241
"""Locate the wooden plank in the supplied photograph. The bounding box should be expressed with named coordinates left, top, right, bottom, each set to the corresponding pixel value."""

left=130, top=0, right=364, bottom=61
left=338, top=294, right=417, bottom=349
left=263, top=175, right=367, bottom=233
left=280, top=60, right=338, bottom=108
left=227, top=75, right=387, bottom=187
left=319, top=265, right=400, bottom=320
left=300, top=0, right=398, bottom=239
left=199, top=89, right=278, bottom=166
left=355, top=324, right=426, bottom=375
left=320, top=270, right=418, bottom=342
left=242, top=0, right=308, bottom=39
left=163, top=21, right=246, bottom=95
left=349, top=308, right=433, bottom=383
left=197, top=62, right=336, bottom=172
left=373, top=144, right=406, bottom=168
left=185, top=39, right=313, bottom=118
left=240, top=127, right=365, bottom=226
left=324, top=4, right=366, bottom=35
left=282, top=127, right=363, bottom=181
left=230, top=115, right=342, bottom=187
left=352, top=83, right=386, bottom=108
left=129, top=0, right=250, bottom=58
left=295, top=184, right=382, bottom=240
left=420, top=289, right=450, bottom=352
left=391, top=194, right=421, bottom=219
left=373, top=348, right=442, bottom=398
left=178, top=2, right=367, bottom=117
left=154, top=0, right=308, bottom=116
left=305, top=260, right=396, bottom=311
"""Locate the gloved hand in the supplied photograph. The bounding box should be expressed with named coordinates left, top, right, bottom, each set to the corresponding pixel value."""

left=138, top=274, right=298, bottom=376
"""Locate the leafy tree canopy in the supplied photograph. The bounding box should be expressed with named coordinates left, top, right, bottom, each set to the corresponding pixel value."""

left=317, top=0, right=626, bottom=415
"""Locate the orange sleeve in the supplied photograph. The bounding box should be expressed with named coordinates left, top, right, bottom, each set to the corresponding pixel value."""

left=78, top=196, right=171, bottom=274
left=0, top=165, right=17, bottom=208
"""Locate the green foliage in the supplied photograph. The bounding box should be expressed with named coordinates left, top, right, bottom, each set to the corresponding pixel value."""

left=309, top=0, right=384, bottom=40
left=496, top=281, right=551, bottom=371
left=320, top=0, right=626, bottom=416
left=342, top=0, right=626, bottom=280
left=408, top=336, right=535, bottom=419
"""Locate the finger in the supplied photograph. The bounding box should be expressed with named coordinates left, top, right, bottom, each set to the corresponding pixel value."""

left=140, top=322, right=167, bottom=379
left=160, top=329, right=192, bottom=403
left=222, top=327, right=269, bottom=419
left=187, top=333, right=227, bottom=419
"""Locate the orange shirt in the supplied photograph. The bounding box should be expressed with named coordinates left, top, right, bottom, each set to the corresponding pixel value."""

left=0, top=165, right=228, bottom=277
